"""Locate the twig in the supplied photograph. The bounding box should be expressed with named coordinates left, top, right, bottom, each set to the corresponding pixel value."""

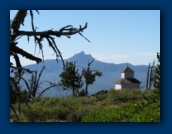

left=10, top=65, right=34, bottom=74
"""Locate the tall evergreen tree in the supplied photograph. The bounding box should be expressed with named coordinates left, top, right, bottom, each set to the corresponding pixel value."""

left=154, top=53, right=160, bottom=90
left=59, top=62, right=83, bottom=96
left=82, top=59, right=102, bottom=96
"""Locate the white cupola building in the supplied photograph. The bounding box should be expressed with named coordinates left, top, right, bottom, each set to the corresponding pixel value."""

left=115, top=66, right=141, bottom=90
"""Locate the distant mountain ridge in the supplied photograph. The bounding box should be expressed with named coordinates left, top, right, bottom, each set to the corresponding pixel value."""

left=23, top=51, right=148, bottom=97
left=68, top=51, right=93, bottom=63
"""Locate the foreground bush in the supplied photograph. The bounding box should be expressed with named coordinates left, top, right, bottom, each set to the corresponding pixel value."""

left=11, top=89, right=160, bottom=122
left=106, top=88, right=143, bottom=104
left=81, top=100, right=160, bottom=122
left=82, top=89, right=160, bottom=122
left=17, top=96, right=99, bottom=122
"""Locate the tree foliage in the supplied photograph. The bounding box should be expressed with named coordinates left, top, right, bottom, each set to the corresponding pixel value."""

left=59, top=62, right=83, bottom=96
left=82, top=59, right=102, bottom=95
left=154, top=53, right=160, bottom=90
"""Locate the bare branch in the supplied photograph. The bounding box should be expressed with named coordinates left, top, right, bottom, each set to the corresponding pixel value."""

left=35, top=10, right=39, bottom=14
left=10, top=65, right=34, bottom=74
left=10, top=45, right=42, bottom=63
left=37, top=84, right=58, bottom=98
left=36, top=66, right=45, bottom=87
left=78, top=32, right=90, bottom=42
left=48, top=36, right=65, bottom=66
left=13, top=53, right=22, bottom=75
left=20, top=77, right=30, bottom=92
left=29, top=10, right=35, bottom=33
left=15, top=22, right=88, bottom=40
left=88, top=58, right=95, bottom=67
left=10, top=104, right=19, bottom=121
left=10, top=10, right=28, bottom=34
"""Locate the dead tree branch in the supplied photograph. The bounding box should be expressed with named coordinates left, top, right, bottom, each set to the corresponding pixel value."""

left=13, top=23, right=88, bottom=37
left=10, top=10, right=27, bottom=33
left=10, top=44, right=42, bottom=63
left=10, top=65, right=34, bottom=74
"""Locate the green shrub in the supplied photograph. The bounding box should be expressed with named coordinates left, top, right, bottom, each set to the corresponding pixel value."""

left=95, top=93, right=108, bottom=101
left=12, top=89, right=159, bottom=122
left=79, top=89, right=86, bottom=96
left=85, top=89, right=160, bottom=122
left=67, top=111, right=84, bottom=122
left=81, top=100, right=160, bottom=122
left=106, top=88, right=142, bottom=104
left=17, top=96, right=99, bottom=122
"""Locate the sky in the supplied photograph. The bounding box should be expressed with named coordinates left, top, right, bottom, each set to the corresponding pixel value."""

left=10, top=10, right=160, bottom=66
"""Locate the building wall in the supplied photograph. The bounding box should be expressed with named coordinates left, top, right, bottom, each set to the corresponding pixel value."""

left=115, top=84, right=122, bottom=90
left=122, top=83, right=140, bottom=89
left=115, top=83, right=140, bottom=90
left=121, top=73, right=134, bottom=78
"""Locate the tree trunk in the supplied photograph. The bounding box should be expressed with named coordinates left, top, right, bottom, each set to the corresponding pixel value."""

left=85, top=83, right=88, bottom=96
left=72, top=87, right=76, bottom=96
left=146, top=63, right=150, bottom=90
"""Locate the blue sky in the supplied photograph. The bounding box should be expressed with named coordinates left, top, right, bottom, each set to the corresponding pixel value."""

left=10, top=10, right=160, bottom=66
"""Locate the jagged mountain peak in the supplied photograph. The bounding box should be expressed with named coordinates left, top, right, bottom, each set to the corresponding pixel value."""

left=68, top=51, right=94, bottom=63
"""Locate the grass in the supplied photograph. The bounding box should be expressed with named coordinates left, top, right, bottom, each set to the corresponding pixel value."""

left=10, top=88, right=160, bottom=122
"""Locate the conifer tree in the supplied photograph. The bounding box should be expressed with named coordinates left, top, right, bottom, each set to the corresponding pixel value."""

left=154, top=53, right=160, bottom=90
left=59, top=62, right=83, bottom=96
left=82, top=59, right=102, bottom=95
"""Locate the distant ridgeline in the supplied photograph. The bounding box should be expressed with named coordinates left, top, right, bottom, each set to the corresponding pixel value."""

left=21, top=51, right=148, bottom=97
